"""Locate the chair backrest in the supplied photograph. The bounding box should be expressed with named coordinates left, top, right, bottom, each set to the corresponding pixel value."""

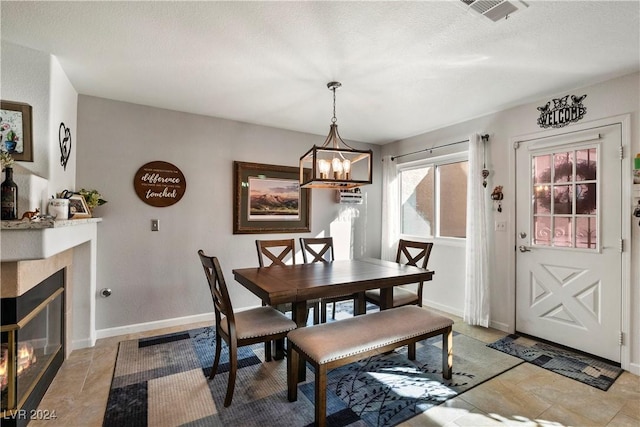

left=198, top=250, right=235, bottom=327
left=395, top=239, right=433, bottom=269
left=300, top=237, right=334, bottom=264
left=256, top=239, right=296, bottom=267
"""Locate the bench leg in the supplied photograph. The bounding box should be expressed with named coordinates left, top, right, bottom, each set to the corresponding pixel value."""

left=443, top=327, right=453, bottom=380
left=287, top=346, right=299, bottom=402
left=315, top=364, right=327, bottom=427
left=408, top=342, right=416, bottom=360
left=275, top=338, right=285, bottom=360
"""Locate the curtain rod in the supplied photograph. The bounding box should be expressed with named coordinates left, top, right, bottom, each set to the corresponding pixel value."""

left=390, top=134, right=489, bottom=161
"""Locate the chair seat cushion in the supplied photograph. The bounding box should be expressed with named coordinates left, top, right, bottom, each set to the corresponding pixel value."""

left=287, top=306, right=453, bottom=364
left=221, top=306, right=297, bottom=339
left=365, top=287, right=418, bottom=306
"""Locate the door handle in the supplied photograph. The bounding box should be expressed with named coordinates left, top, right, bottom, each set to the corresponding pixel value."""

left=518, top=245, right=531, bottom=253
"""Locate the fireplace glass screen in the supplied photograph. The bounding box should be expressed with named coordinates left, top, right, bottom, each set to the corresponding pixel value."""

left=1, top=288, right=63, bottom=413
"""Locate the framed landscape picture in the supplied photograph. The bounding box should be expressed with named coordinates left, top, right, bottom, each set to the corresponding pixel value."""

left=233, top=161, right=311, bottom=234
left=0, top=100, right=33, bottom=162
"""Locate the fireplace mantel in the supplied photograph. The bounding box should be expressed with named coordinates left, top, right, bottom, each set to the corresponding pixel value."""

left=1, top=218, right=101, bottom=351
left=0, top=218, right=102, bottom=262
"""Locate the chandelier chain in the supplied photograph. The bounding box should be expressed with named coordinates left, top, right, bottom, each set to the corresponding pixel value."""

left=332, top=86, right=337, bottom=124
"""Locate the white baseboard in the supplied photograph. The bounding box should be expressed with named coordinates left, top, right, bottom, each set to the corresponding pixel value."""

left=423, top=299, right=511, bottom=333
left=422, top=300, right=463, bottom=318
left=72, top=338, right=94, bottom=351
left=94, top=312, right=214, bottom=342
left=489, top=320, right=510, bottom=333
left=629, top=362, right=640, bottom=376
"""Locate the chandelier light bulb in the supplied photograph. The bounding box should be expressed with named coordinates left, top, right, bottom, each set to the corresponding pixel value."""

left=342, top=159, right=351, bottom=179
left=318, top=159, right=330, bottom=179
left=332, top=157, right=343, bottom=179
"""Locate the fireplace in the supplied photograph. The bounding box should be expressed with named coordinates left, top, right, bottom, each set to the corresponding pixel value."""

left=1, top=269, right=64, bottom=427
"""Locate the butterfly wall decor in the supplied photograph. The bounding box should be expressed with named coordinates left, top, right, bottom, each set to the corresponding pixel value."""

left=536, top=94, right=587, bottom=129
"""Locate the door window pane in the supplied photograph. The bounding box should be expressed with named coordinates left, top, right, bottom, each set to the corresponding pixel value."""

left=533, top=155, right=551, bottom=184
left=576, top=217, right=597, bottom=249
left=576, top=148, right=597, bottom=181
left=554, top=185, right=573, bottom=214
left=534, top=185, right=551, bottom=214
left=533, top=216, right=552, bottom=245
left=553, top=217, right=573, bottom=247
left=576, top=183, right=596, bottom=215
left=553, top=152, right=574, bottom=183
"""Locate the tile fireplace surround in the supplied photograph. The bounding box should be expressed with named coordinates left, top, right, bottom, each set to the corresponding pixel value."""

left=1, top=218, right=101, bottom=425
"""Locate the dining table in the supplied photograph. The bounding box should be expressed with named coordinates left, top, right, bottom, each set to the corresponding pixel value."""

left=232, top=257, right=435, bottom=381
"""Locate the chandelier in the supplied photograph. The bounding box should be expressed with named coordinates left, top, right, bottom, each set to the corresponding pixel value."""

left=299, top=82, right=373, bottom=189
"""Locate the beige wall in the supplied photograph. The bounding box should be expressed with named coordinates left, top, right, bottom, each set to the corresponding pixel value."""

left=76, top=96, right=382, bottom=335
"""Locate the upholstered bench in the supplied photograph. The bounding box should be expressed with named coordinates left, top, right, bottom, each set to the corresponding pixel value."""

left=286, top=305, right=454, bottom=427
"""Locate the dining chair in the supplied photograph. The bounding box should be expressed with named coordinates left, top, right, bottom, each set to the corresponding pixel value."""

left=255, top=239, right=321, bottom=325
left=299, top=237, right=362, bottom=323
left=365, top=239, right=434, bottom=309
left=198, top=250, right=297, bottom=407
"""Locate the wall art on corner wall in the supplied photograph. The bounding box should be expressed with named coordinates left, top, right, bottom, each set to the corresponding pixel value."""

left=59, top=122, right=72, bottom=170
left=133, top=161, right=186, bottom=207
left=233, top=161, right=311, bottom=234
left=0, top=100, right=33, bottom=161
left=537, top=94, right=587, bottom=129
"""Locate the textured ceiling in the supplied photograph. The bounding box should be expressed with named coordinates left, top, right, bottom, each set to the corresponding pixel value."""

left=1, top=1, right=638, bottom=144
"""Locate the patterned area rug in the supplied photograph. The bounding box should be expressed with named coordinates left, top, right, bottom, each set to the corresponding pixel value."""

left=103, top=308, right=522, bottom=427
left=487, top=334, right=622, bottom=391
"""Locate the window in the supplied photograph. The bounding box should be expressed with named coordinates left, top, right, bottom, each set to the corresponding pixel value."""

left=399, top=154, right=468, bottom=239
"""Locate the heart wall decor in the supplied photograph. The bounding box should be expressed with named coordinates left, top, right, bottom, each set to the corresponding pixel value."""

left=59, top=122, right=72, bottom=170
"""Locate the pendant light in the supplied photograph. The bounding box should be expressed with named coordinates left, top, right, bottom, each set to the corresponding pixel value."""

left=299, top=82, right=373, bottom=189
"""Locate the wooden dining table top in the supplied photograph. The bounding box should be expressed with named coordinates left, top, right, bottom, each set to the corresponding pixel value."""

left=232, top=257, right=434, bottom=307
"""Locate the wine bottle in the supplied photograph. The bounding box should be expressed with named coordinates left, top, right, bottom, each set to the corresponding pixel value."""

left=1, top=167, right=18, bottom=220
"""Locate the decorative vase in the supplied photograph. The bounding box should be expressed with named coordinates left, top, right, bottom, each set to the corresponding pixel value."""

left=4, top=140, right=17, bottom=153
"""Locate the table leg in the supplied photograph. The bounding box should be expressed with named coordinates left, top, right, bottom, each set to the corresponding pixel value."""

left=354, top=292, right=366, bottom=315
left=292, top=301, right=307, bottom=382
left=379, top=287, right=393, bottom=310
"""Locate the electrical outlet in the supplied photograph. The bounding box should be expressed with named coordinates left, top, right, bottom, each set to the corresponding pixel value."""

left=495, top=221, right=507, bottom=232
left=151, top=219, right=159, bottom=231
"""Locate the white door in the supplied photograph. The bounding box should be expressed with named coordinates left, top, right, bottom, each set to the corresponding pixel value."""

left=515, top=124, right=622, bottom=362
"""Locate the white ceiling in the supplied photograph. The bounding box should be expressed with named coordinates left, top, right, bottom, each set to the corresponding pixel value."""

left=1, top=1, right=638, bottom=144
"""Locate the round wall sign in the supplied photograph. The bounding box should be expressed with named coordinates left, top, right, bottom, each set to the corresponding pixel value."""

left=133, top=161, right=186, bottom=207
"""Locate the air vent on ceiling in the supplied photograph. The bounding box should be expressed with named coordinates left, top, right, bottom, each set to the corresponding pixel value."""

left=461, top=0, right=529, bottom=21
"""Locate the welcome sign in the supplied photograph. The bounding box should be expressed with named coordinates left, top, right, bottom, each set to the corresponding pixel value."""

left=133, top=161, right=186, bottom=207
left=537, top=94, right=587, bottom=129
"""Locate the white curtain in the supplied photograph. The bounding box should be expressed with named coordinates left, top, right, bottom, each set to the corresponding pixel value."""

left=381, top=155, right=399, bottom=261
left=464, top=134, right=490, bottom=327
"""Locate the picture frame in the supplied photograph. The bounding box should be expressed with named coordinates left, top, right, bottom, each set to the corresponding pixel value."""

left=69, top=194, right=92, bottom=219
left=233, top=161, right=311, bottom=234
left=0, top=100, right=33, bottom=162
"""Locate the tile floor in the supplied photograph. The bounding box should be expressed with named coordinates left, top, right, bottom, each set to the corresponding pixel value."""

left=30, top=314, right=639, bottom=427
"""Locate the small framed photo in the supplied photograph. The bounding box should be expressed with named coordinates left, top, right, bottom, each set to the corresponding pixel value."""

left=0, top=100, right=33, bottom=162
left=69, top=195, right=91, bottom=219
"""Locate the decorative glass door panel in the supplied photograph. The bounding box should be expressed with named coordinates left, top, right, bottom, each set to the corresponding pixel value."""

left=531, top=148, right=597, bottom=249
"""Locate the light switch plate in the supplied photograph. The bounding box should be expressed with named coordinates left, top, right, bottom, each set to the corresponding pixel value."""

left=151, top=219, right=159, bottom=231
